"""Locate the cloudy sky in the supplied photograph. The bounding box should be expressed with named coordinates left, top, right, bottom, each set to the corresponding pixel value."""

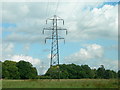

left=0, top=0, right=119, bottom=75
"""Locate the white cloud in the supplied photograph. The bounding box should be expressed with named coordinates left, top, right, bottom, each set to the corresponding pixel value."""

left=64, top=43, right=118, bottom=71
left=64, top=4, right=118, bottom=42
left=3, top=43, right=14, bottom=53
left=2, top=2, right=118, bottom=43
left=1, top=43, right=14, bottom=60
left=11, top=55, right=40, bottom=66
left=19, top=5, right=29, bottom=15
left=64, top=44, right=104, bottom=63
left=4, top=32, right=45, bottom=43
left=9, top=55, right=47, bottom=75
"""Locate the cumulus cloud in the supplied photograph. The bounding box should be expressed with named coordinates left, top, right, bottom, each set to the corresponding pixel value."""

left=65, top=4, right=118, bottom=42
left=8, top=55, right=47, bottom=75
left=2, top=2, right=118, bottom=43
left=4, top=32, right=45, bottom=43
left=11, top=55, right=40, bottom=66
left=64, top=43, right=118, bottom=71
left=2, top=43, right=14, bottom=60
left=64, top=44, right=104, bottom=63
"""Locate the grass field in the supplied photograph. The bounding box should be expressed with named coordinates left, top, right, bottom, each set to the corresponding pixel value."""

left=2, top=79, right=119, bottom=88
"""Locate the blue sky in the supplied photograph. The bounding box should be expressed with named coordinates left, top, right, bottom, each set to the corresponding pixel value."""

left=1, top=1, right=119, bottom=74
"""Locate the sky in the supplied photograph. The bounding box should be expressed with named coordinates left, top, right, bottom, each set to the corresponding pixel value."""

left=0, top=0, right=119, bottom=75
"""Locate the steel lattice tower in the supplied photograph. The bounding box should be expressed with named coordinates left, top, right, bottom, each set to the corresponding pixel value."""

left=43, top=15, right=67, bottom=74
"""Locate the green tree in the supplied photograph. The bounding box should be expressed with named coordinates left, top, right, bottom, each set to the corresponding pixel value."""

left=59, top=64, right=69, bottom=79
left=80, top=65, right=93, bottom=78
left=0, top=61, right=2, bottom=79
left=118, top=70, right=120, bottom=78
left=45, top=64, right=94, bottom=79
left=16, top=60, right=38, bottom=79
left=65, top=64, right=78, bottom=79
left=45, top=64, right=117, bottom=79
left=91, top=69, right=97, bottom=79
left=45, top=65, right=60, bottom=79
left=104, top=70, right=115, bottom=79
left=97, top=65, right=105, bottom=79
left=2, top=60, right=20, bottom=79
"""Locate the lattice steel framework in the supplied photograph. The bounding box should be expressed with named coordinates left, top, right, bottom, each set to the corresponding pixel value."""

left=43, top=15, right=67, bottom=68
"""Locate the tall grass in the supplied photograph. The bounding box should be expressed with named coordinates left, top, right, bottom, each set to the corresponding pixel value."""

left=2, top=79, right=118, bottom=88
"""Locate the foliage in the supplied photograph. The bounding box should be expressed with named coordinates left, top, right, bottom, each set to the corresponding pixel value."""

left=2, top=60, right=38, bottom=79
left=2, top=79, right=118, bottom=88
left=118, top=70, right=120, bottom=78
left=45, top=65, right=61, bottom=79
left=97, top=65, right=105, bottom=79
left=45, top=64, right=96, bottom=79
left=2, top=60, right=20, bottom=79
left=45, top=64, right=117, bottom=79
left=37, top=75, right=51, bottom=79
left=104, top=70, right=117, bottom=79
left=2, top=60, right=118, bottom=79
left=16, top=60, right=37, bottom=79
left=0, top=61, right=2, bottom=79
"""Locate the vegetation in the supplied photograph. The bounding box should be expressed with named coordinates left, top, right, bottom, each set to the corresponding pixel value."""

left=2, top=60, right=37, bottom=79
left=45, top=64, right=118, bottom=79
left=16, top=61, right=37, bottom=79
left=1, top=60, right=120, bottom=79
left=2, top=79, right=118, bottom=88
left=2, top=60, right=20, bottom=79
left=1, top=60, right=119, bottom=88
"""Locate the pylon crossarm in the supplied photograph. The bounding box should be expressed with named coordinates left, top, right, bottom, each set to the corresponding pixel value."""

left=56, top=16, right=64, bottom=25
left=57, top=19, right=64, bottom=25
left=57, top=16, right=63, bottom=20
left=45, top=37, right=52, bottom=43
left=45, top=37, right=65, bottom=43
left=57, top=38, right=65, bottom=44
left=43, top=27, right=67, bottom=30
left=43, top=27, right=53, bottom=30
left=57, top=28, right=67, bottom=35
left=45, top=37, right=64, bottom=40
left=43, top=27, right=53, bottom=34
left=46, top=17, right=54, bottom=24
left=57, top=28, right=67, bottom=30
left=43, top=15, right=67, bottom=80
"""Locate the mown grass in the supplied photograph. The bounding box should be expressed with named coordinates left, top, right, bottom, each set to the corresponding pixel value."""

left=2, top=79, right=119, bottom=88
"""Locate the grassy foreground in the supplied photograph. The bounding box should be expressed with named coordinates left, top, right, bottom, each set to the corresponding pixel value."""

left=2, top=79, right=119, bottom=88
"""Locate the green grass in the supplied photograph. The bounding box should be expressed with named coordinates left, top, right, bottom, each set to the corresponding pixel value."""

left=2, top=79, right=119, bottom=88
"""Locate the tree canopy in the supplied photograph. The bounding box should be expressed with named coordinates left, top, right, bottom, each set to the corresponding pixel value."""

left=2, top=60, right=37, bottom=79
left=2, top=60, right=119, bottom=79
left=2, top=60, right=20, bottom=79
left=45, top=64, right=118, bottom=79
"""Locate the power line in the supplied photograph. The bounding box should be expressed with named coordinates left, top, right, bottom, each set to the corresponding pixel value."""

left=76, top=0, right=104, bottom=24
left=47, top=0, right=53, bottom=17
left=43, top=15, right=67, bottom=79
left=54, top=0, right=60, bottom=15
left=81, top=2, right=117, bottom=32
left=46, top=0, right=50, bottom=18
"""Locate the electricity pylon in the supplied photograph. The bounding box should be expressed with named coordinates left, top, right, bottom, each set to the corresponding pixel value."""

left=43, top=15, right=67, bottom=79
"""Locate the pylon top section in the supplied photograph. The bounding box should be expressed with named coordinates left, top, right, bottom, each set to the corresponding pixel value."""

left=43, top=15, right=67, bottom=67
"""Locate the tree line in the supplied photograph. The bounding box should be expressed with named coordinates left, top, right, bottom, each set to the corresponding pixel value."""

left=1, top=60, right=37, bottom=79
left=45, top=64, right=120, bottom=79
left=1, top=60, right=120, bottom=79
